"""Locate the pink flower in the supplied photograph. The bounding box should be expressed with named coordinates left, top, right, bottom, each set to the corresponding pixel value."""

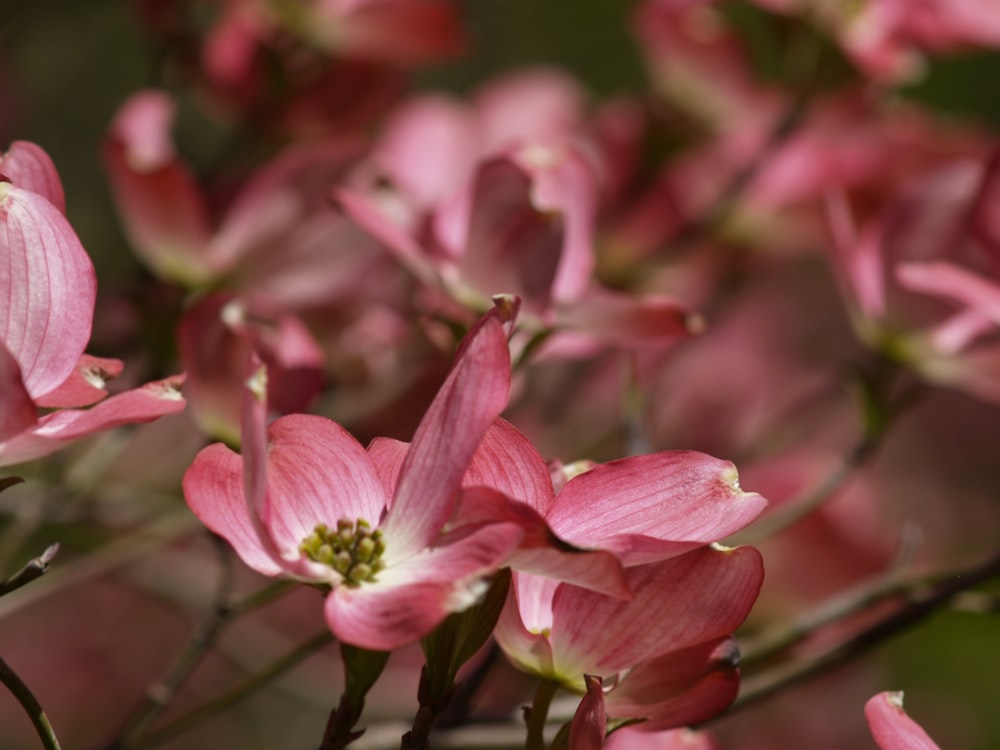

left=495, top=547, right=763, bottom=730
left=826, top=153, right=1000, bottom=401
left=0, top=141, right=184, bottom=466
left=183, top=307, right=524, bottom=650
left=337, top=71, right=694, bottom=349
left=866, top=691, right=942, bottom=750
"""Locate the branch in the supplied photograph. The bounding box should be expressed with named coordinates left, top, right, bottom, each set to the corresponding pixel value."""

left=0, top=544, right=59, bottom=598
left=727, top=548, right=1000, bottom=716
left=0, top=655, right=62, bottom=750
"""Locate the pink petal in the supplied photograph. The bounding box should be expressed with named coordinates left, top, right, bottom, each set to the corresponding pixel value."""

left=325, top=579, right=458, bottom=651
left=324, top=521, right=522, bottom=650
left=34, top=354, right=124, bottom=408
left=546, top=452, right=767, bottom=566
left=332, top=0, right=466, bottom=64
left=335, top=187, right=438, bottom=285
left=897, top=260, right=1000, bottom=324
left=0, top=141, right=65, bottom=213
left=569, top=675, right=606, bottom=750
left=0, top=342, right=35, bottom=442
left=102, top=90, right=216, bottom=284
left=454, top=486, right=629, bottom=598
left=458, top=158, right=564, bottom=315
left=381, top=309, right=511, bottom=558
left=865, top=691, right=942, bottom=750
left=183, top=442, right=287, bottom=577
left=604, top=638, right=740, bottom=727
left=367, top=436, right=409, bottom=497
left=465, top=418, right=555, bottom=516
left=375, top=94, right=477, bottom=209
left=824, top=191, right=886, bottom=320
left=0, top=375, right=185, bottom=467
left=0, top=182, right=96, bottom=400
left=252, top=414, right=390, bottom=560
left=493, top=573, right=558, bottom=676
left=552, top=546, right=763, bottom=676
left=605, top=727, right=721, bottom=750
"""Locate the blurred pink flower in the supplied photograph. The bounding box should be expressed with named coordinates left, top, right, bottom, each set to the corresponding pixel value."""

left=866, top=691, right=942, bottom=750
left=0, top=141, right=184, bottom=466
left=183, top=307, right=525, bottom=650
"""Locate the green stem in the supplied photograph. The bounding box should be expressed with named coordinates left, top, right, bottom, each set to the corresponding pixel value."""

left=524, top=679, right=559, bottom=750
left=128, top=629, right=334, bottom=750
left=0, top=655, right=62, bottom=750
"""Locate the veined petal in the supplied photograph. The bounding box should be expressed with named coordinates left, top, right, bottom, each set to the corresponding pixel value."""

left=252, top=414, right=390, bottom=560
left=0, top=342, right=35, bottom=442
left=465, top=418, right=555, bottom=516
left=183, top=443, right=287, bottom=577
left=0, top=181, right=96, bottom=400
left=865, top=691, right=942, bottom=750
left=569, top=675, right=606, bottom=750
left=324, top=519, right=521, bottom=650
left=0, top=375, right=185, bottom=467
left=546, top=452, right=767, bottom=566
left=454, top=486, right=629, bottom=598
left=551, top=546, right=762, bottom=677
left=381, top=310, right=511, bottom=558
left=604, top=638, right=740, bottom=726
left=0, top=141, right=65, bottom=213
left=368, top=436, right=409, bottom=497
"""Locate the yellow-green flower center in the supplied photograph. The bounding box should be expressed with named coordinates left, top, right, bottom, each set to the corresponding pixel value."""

left=299, top=518, right=385, bottom=586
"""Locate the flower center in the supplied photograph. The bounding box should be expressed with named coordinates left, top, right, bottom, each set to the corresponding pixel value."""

left=299, top=518, right=386, bottom=586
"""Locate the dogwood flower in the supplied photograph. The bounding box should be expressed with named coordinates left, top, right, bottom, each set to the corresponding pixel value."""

left=183, top=307, right=524, bottom=650
left=0, top=141, right=184, bottom=466
left=866, top=691, right=942, bottom=750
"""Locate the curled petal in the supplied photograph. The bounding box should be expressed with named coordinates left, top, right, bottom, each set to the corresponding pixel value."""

left=0, top=375, right=185, bottom=467
left=865, top=691, right=942, bottom=750
left=0, top=182, right=96, bottom=399
left=546, top=452, right=767, bottom=566
left=0, top=141, right=65, bottom=212
left=569, top=675, right=606, bottom=750
left=605, top=638, right=741, bottom=728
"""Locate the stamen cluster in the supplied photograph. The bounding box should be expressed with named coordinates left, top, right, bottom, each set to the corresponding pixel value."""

left=300, top=518, right=386, bottom=586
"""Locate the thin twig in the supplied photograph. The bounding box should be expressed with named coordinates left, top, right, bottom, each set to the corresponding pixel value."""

left=726, top=549, right=1000, bottom=717
left=0, top=544, right=59, bottom=598
left=0, top=655, right=62, bottom=750
left=128, top=629, right=335, bottom=750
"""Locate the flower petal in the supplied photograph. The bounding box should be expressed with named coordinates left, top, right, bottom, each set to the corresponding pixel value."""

left=604, top=638, right=740, bottom=728
left=34, top=354, right=123, bottom=408
left=253, top=414, right=390, bottom=559
left=0, top=141, right=65, bottom=213
left=551, top=546, right=762, bottom=676
left=465, top=418, right=555, bottom=516
left=0, top=342, right=35, bottom=442
left=0, top=181, right=96, bottom=399
left=381, top=309, right=511, bottom=558
left=546, top=452, right=767, bottom=566
left=324, top=520, right=521, bottom=650
left=183, top=442, right=287, bottom=577
left=865, top=691, right=942, bottom=750
left=569, top=675, right=606, bottom=750
left=0, top=375, right=185, bottom=467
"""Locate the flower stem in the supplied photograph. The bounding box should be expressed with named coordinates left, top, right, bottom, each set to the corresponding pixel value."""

left=524, top=679, right=559, bottom=750
left=0, top=655, right=62, bottom=750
